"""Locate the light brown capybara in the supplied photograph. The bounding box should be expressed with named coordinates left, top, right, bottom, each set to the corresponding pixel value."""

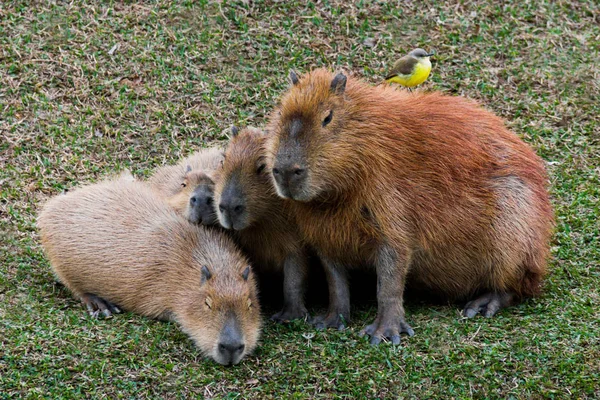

left=149, top=146, right=224, bottom=225
left=38, top=176, right=261, bottom=365
left=213, top=126, right=310, bottom=322
left=267, top=68, right=554, bottom=344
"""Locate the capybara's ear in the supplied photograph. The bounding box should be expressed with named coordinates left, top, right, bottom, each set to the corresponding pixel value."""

left=242, top=266, right=250, bottom=281
left=230, top=125, right=239, bottom=137
left=201, top=266, right=212, bottom=283
left=289, top=70, right=299, bottom=86
left=330, top=72, right=347, bottom=95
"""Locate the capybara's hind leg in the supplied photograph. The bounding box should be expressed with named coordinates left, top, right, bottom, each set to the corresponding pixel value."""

left=463, top=292, right=516, bottom=318
left=80, top=293, right=121, bottom=318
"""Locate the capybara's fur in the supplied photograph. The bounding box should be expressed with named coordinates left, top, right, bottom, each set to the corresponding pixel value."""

left=149, top=146, right=224, bottom=225
left=38, top=176, right=261, bottom=365
left=213, top=127, right=309, bottom=322
left=268, top=69, right=554, bottom=342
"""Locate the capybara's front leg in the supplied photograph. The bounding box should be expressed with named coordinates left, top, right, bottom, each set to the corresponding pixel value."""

left=360, top=244, right=414, bottom=345
left=311, top=257, right=350, bottom=330
left=80, top=293, right=121, bottom=318
left=271, top=250, right=309, bottom=323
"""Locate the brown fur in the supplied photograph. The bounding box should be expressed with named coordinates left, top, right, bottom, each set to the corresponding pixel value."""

left=166, top=170, right=215, bottom=220
left=267, top=69, right=554, bottom=339
left=38, top=176, right=261, bottom=364
left=148, top=146, right=224, bottom=197
left=213, top=127, right=310, bottom=321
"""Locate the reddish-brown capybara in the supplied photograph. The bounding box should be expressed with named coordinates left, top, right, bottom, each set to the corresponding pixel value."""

left=149, top=146, right=224, bottom=225
left=213, top=126, right=310, bottom=322
left=267, top=68, right=554, bottom=344
left=38, top=175, right=261, bottom=365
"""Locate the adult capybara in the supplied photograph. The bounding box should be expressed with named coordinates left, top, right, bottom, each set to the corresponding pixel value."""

left=149, top=146, right=224, bottom=225
left=267, top=69, right=553, bottom=344
left=213, top=126, right=310, bottom=322
left=38, top=176, right=261, bottom=365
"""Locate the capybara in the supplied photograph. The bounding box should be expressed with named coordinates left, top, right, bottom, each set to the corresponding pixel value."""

left=149, top=146, right=224, bottom=225
left=213, top=126, right=310, bottom=322
left=267, top=69, right=553, bottom=344
left=38, top=176, right=261, bottom=365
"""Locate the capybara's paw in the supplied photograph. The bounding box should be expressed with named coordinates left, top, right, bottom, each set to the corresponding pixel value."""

left=310, top=313, right=347, bottom=331
left=463, top=292, right=515, bottom=318
left=270, top=305, right=308, bottom=324
left=360, top=317, right=414, bottom=345
left=81, top=293, right=121, bottom=318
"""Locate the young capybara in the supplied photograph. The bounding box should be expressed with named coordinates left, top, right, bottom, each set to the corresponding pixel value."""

left=267, top=68, right=554, bottom=344
left=149, top=146, right=224, bottom=225
left=213, top=126, right=310, bottom=322
left=38, top=176, right=261, bottom=365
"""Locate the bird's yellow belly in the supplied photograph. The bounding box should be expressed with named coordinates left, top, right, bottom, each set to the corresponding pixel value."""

left=388, top=62, right=431, bottom=88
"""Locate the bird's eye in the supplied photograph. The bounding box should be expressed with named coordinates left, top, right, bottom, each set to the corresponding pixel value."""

left=322, top=110, right=333, bottom=127
left=256, top=164, right=266, bottom=174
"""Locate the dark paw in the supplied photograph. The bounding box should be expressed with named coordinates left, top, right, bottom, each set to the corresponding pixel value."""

left=310, top=313, right=347, bottom=331
left=359, top=318, right=414, bottom=345
left=463, top=292, right=515, bottom=319
left=270, top=306, right=308, bottom=324
left=81, top=293, right=121, bottom=318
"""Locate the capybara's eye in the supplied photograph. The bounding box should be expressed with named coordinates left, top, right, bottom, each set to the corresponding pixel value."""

left=181, top=182, right=187, bottom=188
left=322, top=110, right=334, bottom=127
left=205, top=297, right=213, bottom=310
left=256, top=164, right=266, bottom=174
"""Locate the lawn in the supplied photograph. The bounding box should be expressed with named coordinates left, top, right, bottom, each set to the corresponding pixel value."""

left=1, top=0, right=599, bottom=398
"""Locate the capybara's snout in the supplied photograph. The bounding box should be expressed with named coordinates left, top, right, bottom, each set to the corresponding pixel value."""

left=187, top=183, right=218, bottom=226
left=217, top=177, right=249, bottom=230
left=214, top=315, right=247, bottom=366
left=271, top=160, right=309, bottom=201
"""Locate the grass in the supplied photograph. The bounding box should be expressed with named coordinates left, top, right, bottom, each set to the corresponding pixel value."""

left=1, top=0, right=599, bottom=398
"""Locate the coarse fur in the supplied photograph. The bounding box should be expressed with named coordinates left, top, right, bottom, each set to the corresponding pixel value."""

left=213, top=127, right=310, bottom=322
left=267, top=68, right=554, bottom=343
left=38, top=176, right=261, bottom=365
left=149, top=146, right=224, bottom=225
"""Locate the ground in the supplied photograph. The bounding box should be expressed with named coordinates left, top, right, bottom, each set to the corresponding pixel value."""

left=1, top=0, right=599, bottom=398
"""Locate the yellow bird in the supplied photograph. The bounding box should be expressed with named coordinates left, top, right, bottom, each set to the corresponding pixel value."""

left=385, top=48, right=435, bottom=89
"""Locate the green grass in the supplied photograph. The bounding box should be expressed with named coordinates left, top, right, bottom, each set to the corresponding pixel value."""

left=1, top=0, right=599, bottom=398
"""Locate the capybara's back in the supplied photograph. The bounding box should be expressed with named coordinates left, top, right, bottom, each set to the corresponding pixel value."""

left=38, top=177, right=261, bottom=365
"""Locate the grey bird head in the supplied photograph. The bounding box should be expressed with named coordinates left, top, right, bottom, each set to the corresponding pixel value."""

left=409, top=48, right=435, bottom=58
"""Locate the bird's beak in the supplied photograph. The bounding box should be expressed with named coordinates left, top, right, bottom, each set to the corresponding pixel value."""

left=426, top=52, right=435, bottom=57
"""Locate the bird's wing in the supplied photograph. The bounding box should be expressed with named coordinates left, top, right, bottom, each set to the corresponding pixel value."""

left=385, top=55, right=418, bottom=79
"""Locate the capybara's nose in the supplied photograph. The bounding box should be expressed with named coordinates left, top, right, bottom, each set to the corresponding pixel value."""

left=273, top=164, right=306, bottom=193
left=218, top=316, right=245, bottom=364
left=218, top=341, right=245, bottom=363
left=219, top=202, right=245, bottom=217
left=189, top=195, right=198, bottom=206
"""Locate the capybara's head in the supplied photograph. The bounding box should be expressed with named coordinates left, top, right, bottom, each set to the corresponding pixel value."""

left=268, top=69, right=352, bottom=202
left=214, top=127, right=276, bottom=231
left=167, top=167, right=218, bottom=226
left=177, top=242, right=261, bottom=366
